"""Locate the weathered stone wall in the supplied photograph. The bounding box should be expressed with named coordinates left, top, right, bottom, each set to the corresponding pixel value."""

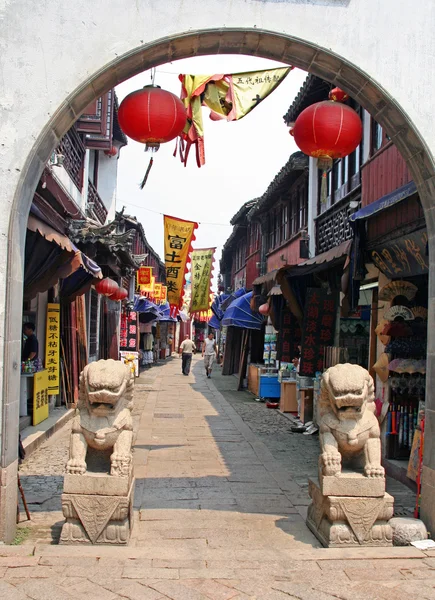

left=1, top=0, right=435, bottom=542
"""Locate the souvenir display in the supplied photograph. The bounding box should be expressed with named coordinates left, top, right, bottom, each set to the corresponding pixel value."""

left=383, top=305, right=415, bottom=322
left=379, top=280, right=417, bottom=302
left=373, top=352, right=390, bottom=382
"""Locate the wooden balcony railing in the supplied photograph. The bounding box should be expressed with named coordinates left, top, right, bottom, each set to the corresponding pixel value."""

left=316, top=197, right=359, bottom=255
left=57, top=128, right=85, bottom=190
left=87, top=179, right=108, bottom=225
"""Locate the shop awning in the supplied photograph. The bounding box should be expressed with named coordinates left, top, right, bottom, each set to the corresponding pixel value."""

left=158, top=302, right=177, bottom=322
left=25, top=217, right=102, bottom=300
left=133, top=296, right=161, bottom=315
left=209, top=314, right=221, bottom=329
left=349, top=181, right=417, bottom=222
left=252, top=270, right=279, bottom=287
left=282, top=239, right=352, bottom=279
left=211, top=293, right=230, bottom=320
left=220, top=287, right=246, bottom=311
left=222, top=291, right=264, bottom=330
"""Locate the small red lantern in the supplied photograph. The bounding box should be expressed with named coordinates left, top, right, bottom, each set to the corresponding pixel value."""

left=118, top=85, right=187, bottom=152
left=259, top=303, right=270, bottom=316
left=291, top=88, right=362, bottom=203
left=95, top=278, right=119, bottom=297
left=104, top=145, right=118, bottom=157
left=328, top=87, right=349, bottom=102
left=109, top=287, right=128, bottom=302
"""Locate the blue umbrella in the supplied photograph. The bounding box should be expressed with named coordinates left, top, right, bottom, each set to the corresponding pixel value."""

left=222, top=291, right=264, bottom=330
left=158, top=302, right=177, bottom=322
left=133, top=295, right=162, bottom=316
left=221, top=287, right=246, bottom=311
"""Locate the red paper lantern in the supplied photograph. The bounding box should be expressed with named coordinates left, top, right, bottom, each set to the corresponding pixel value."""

left=118, top=85, right=187, bottom=151
left=291, top=91, right=362, bottom=203
left=259, top=303, right=270, bottom=316
left=95, top=278, right=119, bottom=297
left=328, top=87, right=349, bottom=103
left=292, top=100, right=362, bottom=162
left=110, top=287, right=128, bottom=302
left=104, top=145, right=118, bottom=157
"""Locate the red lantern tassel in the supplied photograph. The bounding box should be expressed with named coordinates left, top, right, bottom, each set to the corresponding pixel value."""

left=140, top=157, right=154, bottom=190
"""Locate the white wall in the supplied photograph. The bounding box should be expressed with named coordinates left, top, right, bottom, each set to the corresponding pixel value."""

left=97, top=149, right=120, bottom=222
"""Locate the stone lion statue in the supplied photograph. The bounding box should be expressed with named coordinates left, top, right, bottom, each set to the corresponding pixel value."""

left=66, top=359, right=134, bottom=477
left=318, top=363, right=385, bottom=479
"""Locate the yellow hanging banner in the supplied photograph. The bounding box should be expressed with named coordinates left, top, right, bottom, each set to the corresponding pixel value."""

left=33, top=370, right=49, bottom=426
left=164, top=215, right=198, bottom=313
left=154, top=283, right=162, bottom=303
left=190, top=248, right=215, bottom=315
left=45, top=303, right=60, bottom=394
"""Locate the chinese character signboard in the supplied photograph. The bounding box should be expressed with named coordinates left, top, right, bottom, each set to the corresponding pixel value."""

left=371, top=228, right=428, bottom=277
left=164, top=215, right=198, bottom=313
left=45, top=303, right=60, bottom=394
left=299, top=288, right=338, bottom=377
left=33, top=370, right=49, bottom=426
left=137, top=266, right=152, bottom=287
left=160, top=285, right=167, bottom=304
left=154, top=283, right=162, bottom=303
left=190, top=248, right=215, bottom=316
left=120, top=310, right=138, bottom=352
left=279, top=309, right=302, bottom=364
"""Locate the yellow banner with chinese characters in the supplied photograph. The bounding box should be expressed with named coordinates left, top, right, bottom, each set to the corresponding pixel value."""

left=154, top=283, right=162, bottom=303
left=45, top=303, right=60, bottom=394
left=190, top=248, right=215, bottom=314
left=33, top=370, right=49, bottom=426
left=164, top=215, right=198, bottom=312
left=140, top=275, right=155, bottom=295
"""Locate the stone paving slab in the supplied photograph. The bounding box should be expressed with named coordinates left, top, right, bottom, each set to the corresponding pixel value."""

left=4, top=356, right=431, bottom=598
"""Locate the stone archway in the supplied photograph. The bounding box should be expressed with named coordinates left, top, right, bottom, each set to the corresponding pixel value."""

left=2, top=0, right=435, bottom=542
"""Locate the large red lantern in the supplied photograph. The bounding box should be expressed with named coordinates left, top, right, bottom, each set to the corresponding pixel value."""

left=109, top=287, right=128, bottom=302
left=95, top=278, right=119, bottom=297
left=291, top=88, right=362, bottom=202
left=118, top=85, right=187, bottom=152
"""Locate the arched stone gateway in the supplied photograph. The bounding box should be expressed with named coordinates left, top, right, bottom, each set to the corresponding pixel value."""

left=1, top=0, right=435, bottom=542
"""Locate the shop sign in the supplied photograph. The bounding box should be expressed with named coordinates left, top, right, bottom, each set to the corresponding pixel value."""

left=164, top=215, right=198, bottom=312
left=45, top=303, right=60, bottom=394
left=190, top=248, right=215, bottom=315
left=371, top=229, right=428, bottom=277
left=160, top=285, right=167, bottom=304
left=137, top=266, right=153, bottom=286
left=154, top=283, right=162, bottom=303
left=119, top=351, right=139, bottom=377
left=33, top=370, right=49, bottom=426
left=299, top=288, right=337, bottom=377
left=280, top=309, right=302, bottom=363
left=120, top=310, right=138, bottom=351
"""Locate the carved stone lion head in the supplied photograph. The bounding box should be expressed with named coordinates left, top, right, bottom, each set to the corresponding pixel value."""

left=78, top=359, right=133, bottom=417
left=320, top=363, right=375, bottom=422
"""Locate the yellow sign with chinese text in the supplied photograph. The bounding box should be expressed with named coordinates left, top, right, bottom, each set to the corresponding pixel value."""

left=154, top=283, right=162, bottom=303
left=140, top=275, right=155, bottom=295
left=137, top=266, right=153, bottom=286
left=45, top=303, right=60, bottom=394
left=164, top=215, right=197, bottom=311
left=33, top=370, right=49, bottom=426
left=190, top=248, right=215, bottom=314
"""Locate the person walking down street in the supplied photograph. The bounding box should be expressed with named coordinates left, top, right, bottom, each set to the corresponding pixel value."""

left=179, top=335, right=196, bottom=376
left=202, top=332, right=217, bottom=378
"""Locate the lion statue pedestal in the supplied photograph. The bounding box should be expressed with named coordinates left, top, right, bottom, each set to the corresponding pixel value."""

left=60, top=359, right=135, bottom=545
left=306, top=364, right=394, bottom=547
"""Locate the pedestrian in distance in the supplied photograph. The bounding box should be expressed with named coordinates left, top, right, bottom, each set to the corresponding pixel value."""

left=202, top=332, right=217, bottom=378
left=179, top=335, right=196, bottom=376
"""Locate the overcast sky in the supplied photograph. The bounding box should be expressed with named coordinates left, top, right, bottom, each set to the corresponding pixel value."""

left=115, top=56, right=308, bottom=289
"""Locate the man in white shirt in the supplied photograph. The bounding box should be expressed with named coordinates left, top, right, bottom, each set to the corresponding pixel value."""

left=202, top=332, right=217, bottom=378
left=179, top=335, right=196, bottom=376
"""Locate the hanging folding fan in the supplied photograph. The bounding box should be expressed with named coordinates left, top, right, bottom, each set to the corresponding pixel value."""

left=375, top=319, right=390, bottom=346
left=379, top=280, right=417, bottom=302
left=383, top=305, right=415, bottom=321
left=411, top=306, right=428, bottom=320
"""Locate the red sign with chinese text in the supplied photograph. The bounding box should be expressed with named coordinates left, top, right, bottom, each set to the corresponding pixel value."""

left=299, top=288, right=337, bottom=377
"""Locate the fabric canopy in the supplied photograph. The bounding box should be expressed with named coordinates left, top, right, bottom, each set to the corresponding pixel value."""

left=211, top=293, right=229, bottom=320
left=220, top=287, right=246, bottom=311
left=222, top=291, right=264, bottom=330
left=208, top=314, right=221, bottom=329
left=349, top=181, right=417, bottom=222
left=158, top=302, right=177, bottom=322
left=59, top=250, right=102, bottom=301
left=133, top=296, right=161, bottom=315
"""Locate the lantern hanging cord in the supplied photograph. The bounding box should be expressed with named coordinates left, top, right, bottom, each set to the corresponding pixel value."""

left=120, top=201, right=232, bottom=227
left=151, top=67, right=156, bottom=86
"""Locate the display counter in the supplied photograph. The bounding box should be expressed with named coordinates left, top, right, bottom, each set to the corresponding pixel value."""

left=280, top=380, right=297, bottom=413
left=20, top=373, right=34, bottom=417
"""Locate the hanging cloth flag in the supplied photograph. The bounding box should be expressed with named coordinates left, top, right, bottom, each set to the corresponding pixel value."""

left=164, top=215, right=198, bottom=315
left=190, top=248, right=215, bottom=317
left=137, top=266, right=153, bottom=288
left=176, top=67, right=292, bottom=167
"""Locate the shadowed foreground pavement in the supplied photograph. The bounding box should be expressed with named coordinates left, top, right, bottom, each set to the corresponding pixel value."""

left=5, top=356, right=434, bottom=599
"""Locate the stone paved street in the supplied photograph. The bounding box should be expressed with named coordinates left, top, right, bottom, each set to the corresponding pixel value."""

left=6, top=356, right=434, bottom=599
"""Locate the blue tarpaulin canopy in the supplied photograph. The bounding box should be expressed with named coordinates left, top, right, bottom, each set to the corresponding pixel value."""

left=221, top=288, right=246, bottom=311
left=211, top=293, right=229, bottom=320
left=133, top=296, right=162, bottom=315
left=158, top=302, right=177, bottom=322
left=208, top=314, right=221, bottom=329
left=349, top=181, right=417, bottom=222
left=222, top=291, right=264, bottom=330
